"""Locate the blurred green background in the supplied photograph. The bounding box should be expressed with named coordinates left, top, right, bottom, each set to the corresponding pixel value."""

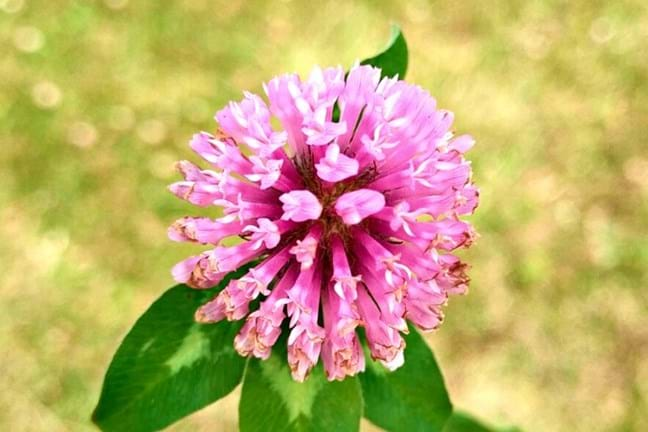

left=1, top=0, right=647, bottom=431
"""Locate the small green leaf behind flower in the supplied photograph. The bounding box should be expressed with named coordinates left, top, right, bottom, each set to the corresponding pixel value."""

left=239, top=346, right=363, bottom=432
left=360, top=24, right=409, bottom=79
left=92, top=263, right=255, bottom=432
left=359, top=328, right=452, bottom=431
left=332, top=24, right=408, bottom=122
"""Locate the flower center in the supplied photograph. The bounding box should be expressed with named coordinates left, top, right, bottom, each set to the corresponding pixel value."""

left=292, top=152, right=378, bottom=237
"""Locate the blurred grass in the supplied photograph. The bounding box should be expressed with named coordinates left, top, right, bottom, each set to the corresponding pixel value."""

left=1, top=0, right=647, bottom=431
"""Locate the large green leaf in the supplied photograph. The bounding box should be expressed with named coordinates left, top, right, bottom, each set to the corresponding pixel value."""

left=443, top=411, right=522, bottom=432
left=239, top=350, right=363, bottom=432
left=360, top=24, right=409, bottom=79
left=359, top=328, right=452, bottom=432
left=92, top=263, right=256, bottom=432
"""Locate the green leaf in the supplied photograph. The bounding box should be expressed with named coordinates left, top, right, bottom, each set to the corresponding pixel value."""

left=359, top=328, right=452, bottom=432
left=360, top=24, right=409, bottom=79
left=92, top=263, right=256, bottom=432
left=239, top=350, right=363, bottom=432
left=443, top=411, right=523, bottom=432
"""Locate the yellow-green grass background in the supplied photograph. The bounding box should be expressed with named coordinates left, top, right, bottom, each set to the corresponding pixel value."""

left=1, top=0, right=647, bottom=431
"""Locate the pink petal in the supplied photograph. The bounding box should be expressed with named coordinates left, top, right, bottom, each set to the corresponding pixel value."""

left=279, top=190, right=323, bottom=222
left=334, top=189, right=385, bottom=225
left=315, top=144, right=359, bottom=182
left=171, top=255, right=201, bottom=283
left=448, top=134, right=475, bottom=153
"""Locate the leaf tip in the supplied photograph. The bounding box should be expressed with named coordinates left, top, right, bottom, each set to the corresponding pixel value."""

left=360, top=23, right=409, bottom=79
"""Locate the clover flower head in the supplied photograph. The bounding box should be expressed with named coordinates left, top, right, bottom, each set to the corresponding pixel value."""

left=170, top=64, right=478, bottom=381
